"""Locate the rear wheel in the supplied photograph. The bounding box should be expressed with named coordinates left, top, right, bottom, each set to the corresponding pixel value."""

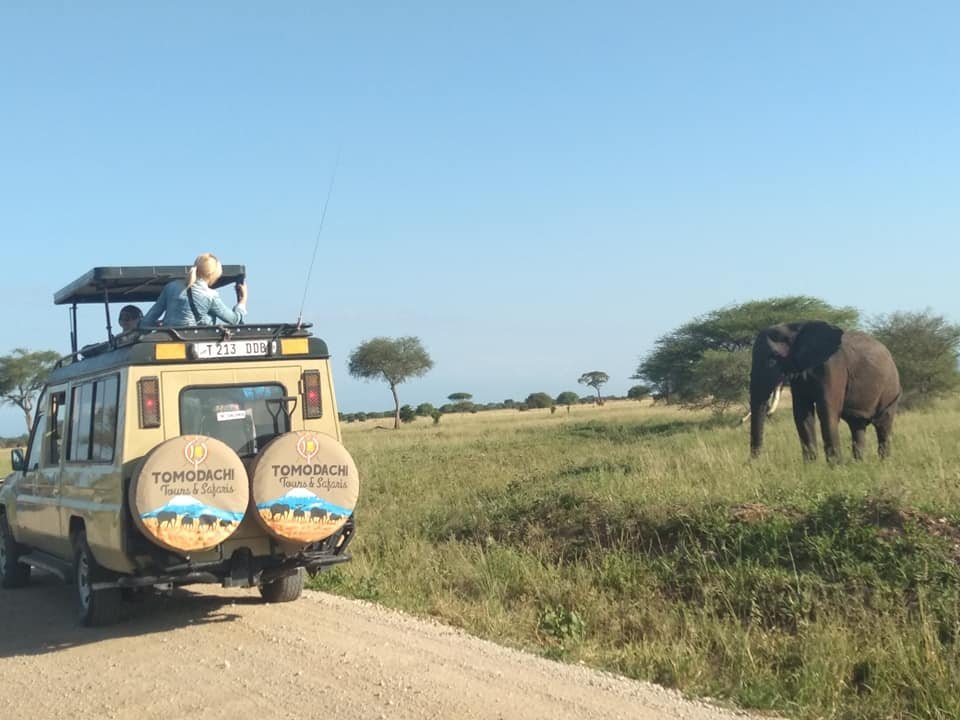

left=258, top=568, right=304, bottom=603
left=74, top=531, right=122, bottom=626
left=0, top=512, right=30, bottom=589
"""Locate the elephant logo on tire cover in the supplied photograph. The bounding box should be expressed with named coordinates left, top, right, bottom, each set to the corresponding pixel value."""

left=296, top=434, right=320, bottom=463
left=184, top=437, right=209, bottom=469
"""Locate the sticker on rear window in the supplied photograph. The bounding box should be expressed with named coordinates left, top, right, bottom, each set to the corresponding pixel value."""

left=217, top=409, right=248, bottom=422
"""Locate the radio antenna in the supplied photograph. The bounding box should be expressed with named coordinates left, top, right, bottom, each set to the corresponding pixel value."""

left=297, top=147, right=341, bottom=328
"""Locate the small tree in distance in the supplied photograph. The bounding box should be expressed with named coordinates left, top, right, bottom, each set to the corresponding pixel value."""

left=525, top=392, right=554, bottom=409
left=578, top=371, right=609, bottom=405
left=627, top=384, right=651, bottom=401
left=446, top=391, right=474, bottom=413
left=556, top=391, right=579, bottom=407
left=348, top=336, right=434, bottom=429
left=415, top=403, right=436, bottom=417
left=0, top=348, right=61, bottom=434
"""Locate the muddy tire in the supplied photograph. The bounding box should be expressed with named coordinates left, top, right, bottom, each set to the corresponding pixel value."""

left=258, top=568, right=304, bottom=603
left=74, top=531, right=122, bottom=627
left=0, top=512, right=30, bottom=589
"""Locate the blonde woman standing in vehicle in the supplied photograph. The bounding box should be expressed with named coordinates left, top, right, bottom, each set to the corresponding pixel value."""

left=142, top=253, right=248, bottom=327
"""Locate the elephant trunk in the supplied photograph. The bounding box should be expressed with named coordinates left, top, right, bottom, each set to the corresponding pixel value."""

left=749, top=364, right=781, bottom=457
left=749, top=398, right=767, bottom=457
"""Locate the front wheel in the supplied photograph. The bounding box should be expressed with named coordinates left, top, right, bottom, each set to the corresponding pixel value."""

left=258, top=568, right=304, bottom=603
left=0, top=512, right=30, bottom=589
left=74, top=531, right=121, bottom=627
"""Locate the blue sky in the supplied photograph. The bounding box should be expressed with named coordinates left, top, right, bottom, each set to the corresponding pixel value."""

left=1, top=2, right=957, bottom=436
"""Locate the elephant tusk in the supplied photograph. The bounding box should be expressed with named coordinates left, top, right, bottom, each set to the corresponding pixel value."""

left=766, top=384, right=783, bottom=416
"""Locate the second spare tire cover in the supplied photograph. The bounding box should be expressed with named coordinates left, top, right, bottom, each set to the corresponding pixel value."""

left=249, top=431, right=359, bottom=543
left=129, top=435, right=249, bottom=553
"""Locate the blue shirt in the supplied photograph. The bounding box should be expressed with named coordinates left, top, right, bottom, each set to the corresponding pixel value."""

left=141, top=279, right=246, bottom=327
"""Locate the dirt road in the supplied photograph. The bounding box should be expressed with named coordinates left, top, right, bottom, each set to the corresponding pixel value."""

left=1, top=574, right=746, bottom=720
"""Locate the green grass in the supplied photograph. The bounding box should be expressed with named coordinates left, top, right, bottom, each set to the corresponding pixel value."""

left=310, top=399, right=960, bottom=719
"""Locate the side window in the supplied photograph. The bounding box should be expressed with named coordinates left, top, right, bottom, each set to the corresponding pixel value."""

left=68, top=383, right=93, bottom=461
left=67, top=375, right=119, bottom=463
left=25, top=398, right=47, bottom=471
left=43, top=391, right=66, bottom=467
left=92, top=376, right=119, bottom=462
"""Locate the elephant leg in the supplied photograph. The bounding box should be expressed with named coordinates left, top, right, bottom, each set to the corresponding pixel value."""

left=792, top=399, right=818, bottom=461
left=816, top=402, right=842, bottom=463
left=846, top=417, right=869, bottom=461
left=875, top=412, right=894, bottom=459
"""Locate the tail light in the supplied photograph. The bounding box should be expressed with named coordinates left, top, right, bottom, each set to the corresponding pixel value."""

left=302, top=370, right=322, bottom=419
left=138, top=377, right=161, bottom=428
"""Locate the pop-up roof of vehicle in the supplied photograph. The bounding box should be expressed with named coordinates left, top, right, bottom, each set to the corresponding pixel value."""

left=55, top=265, right=260, bottom=358
left=55, top=265, right=246, bottom=305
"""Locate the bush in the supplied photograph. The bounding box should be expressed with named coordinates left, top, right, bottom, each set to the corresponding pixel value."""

left=627, top=384, right=650, bottom=401
left=415, top=403, right=436, bottom=417
left=525, top=392, right=554, bottom=409
left=399, top=404, right=416, bottom=423
left=556, top=391, right=579, bottom=406
left=869, top=311, right=960, bottom=407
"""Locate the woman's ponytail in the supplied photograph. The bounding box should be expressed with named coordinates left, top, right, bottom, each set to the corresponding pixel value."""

left=185, top=265, right=198, bottom=289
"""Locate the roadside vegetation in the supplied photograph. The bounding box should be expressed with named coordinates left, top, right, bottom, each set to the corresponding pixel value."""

left=312, top=398, right=960, bottom=720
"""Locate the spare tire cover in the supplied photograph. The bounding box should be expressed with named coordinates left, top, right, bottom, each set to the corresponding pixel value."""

left=130, top=435, right=249, bottom=553
left=249, top=431, right=359, bottom=543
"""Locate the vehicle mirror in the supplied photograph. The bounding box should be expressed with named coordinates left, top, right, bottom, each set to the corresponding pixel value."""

left=10, top=448, right=25, bottom=472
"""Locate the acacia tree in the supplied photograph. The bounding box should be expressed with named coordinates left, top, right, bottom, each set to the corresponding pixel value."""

left=348, top=337, right=434, bottom=429
left=0, top=348, right=61, bottom=434
left=634, top=296, right=858, bottom=411
left=578, top=371, right=609, bottom=404
left=687, top=349, right=752, bottom=416
left=446, top=392, right=474, bottom=412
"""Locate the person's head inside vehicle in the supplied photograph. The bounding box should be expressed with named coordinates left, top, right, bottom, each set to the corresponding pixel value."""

left=118, top=305, right=143, bottom=332
left=188, top=253, right=223, bottom=287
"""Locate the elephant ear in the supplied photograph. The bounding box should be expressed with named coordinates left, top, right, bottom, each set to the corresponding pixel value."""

left=790, top=321, right=843, bottom=371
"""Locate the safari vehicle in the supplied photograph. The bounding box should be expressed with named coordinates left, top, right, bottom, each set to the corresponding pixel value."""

left=0, top=266, right=358, bottom=626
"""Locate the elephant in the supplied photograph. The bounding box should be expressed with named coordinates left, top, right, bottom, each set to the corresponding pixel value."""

left=749, top=321, right=901, bottom=461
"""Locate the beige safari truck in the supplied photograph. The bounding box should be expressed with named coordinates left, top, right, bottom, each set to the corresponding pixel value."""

left=0, top=266, right=358, bottom=625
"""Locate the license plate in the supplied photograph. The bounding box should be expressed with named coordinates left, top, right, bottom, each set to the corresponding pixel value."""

left=191, top=340, right=274, bottom=360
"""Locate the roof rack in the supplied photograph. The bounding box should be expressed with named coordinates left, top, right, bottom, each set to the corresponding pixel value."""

left=55, top=265, right=245, bottom=305
left=55, top=265, right=246, bottom=355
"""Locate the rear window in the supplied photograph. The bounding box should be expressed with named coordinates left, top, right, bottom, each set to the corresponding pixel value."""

left=179, top=384, right=290, bottom=456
